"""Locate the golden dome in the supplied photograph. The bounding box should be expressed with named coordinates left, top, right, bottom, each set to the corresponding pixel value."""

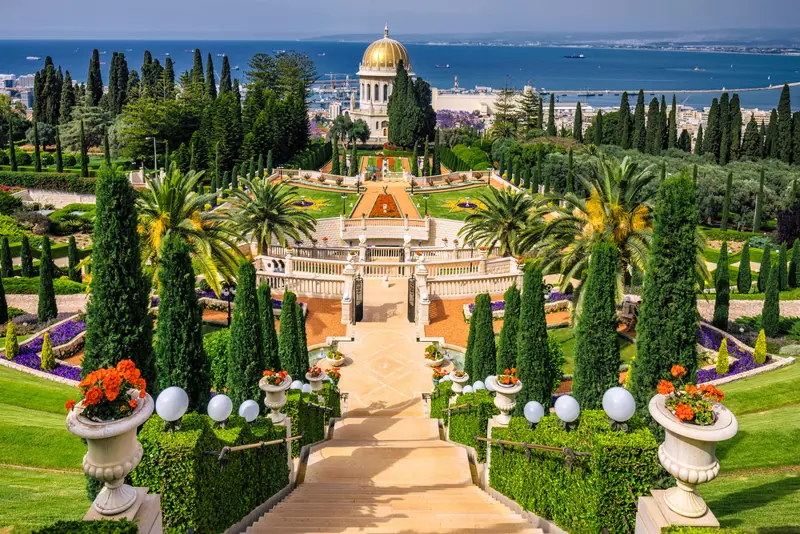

left=361, top=25, right=411, bottom=70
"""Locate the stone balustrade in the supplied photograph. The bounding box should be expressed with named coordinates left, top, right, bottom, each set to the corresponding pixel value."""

left=427, top=273, right=524, bottom=299
left=339, top=215, right=430, bottom=241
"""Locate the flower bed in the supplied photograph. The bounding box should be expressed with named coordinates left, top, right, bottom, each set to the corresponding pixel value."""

left=696, top=323, right=769, bottom=383
left=368, top=193, right=401, bottom=218
left=19, top=319, right=85, bottom=356
left=463, top=293, right=571, bottom=321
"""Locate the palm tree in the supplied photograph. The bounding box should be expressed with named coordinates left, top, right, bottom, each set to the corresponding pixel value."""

left=137, top=164, right=242, bottom=295
left=348, top=119, right=371, bottom=148
left=227, top=178, right=317, bottom=254
left=458, top=187, right=536, bottom=257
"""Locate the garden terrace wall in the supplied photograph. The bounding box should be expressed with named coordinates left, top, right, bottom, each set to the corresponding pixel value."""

left=489, top=413, right=659, bottom=534
left=131, top=414, right=290, bottom=534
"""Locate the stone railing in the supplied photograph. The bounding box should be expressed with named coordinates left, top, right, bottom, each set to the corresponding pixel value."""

left=262, top=245, right=355, bottom=260
left=340, top=215, right=430, bottom=241
left=427, top=273, right=524, bottom=299
left=255, top=271, right=345, bottom=299
left=291, top=257, right=348, bottom=277
left=357, top=262, right=416, bottom=279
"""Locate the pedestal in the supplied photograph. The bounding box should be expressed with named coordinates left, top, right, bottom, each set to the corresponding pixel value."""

left=635, top=490, right=720, bottom=534
left=84, top=487, right=162, bottom=534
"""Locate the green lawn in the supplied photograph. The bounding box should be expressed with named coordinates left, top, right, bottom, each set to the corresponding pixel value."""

left=416, top=185, right=491, bottom=221
left=700, top=245, right=800, bottom=300
left=0, top=366, right=89, bottom=533
left=547, top=327, right=635, bottom=375
left=288, top=186, right=361, bottom=219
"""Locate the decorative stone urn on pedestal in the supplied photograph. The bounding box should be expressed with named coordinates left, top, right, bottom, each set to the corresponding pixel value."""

left=649, top=394, right=738, bottom=518
left=259, top=374, right=292, bottom=423
left=325, top=352, right=345, bottom=368
left=450, top=372, right=469, bottom=395
left=306, top=371, right=325, bottom=393
left=491, top=378, right=523, bottom=425
left=66, top=391, right=154, bottom=515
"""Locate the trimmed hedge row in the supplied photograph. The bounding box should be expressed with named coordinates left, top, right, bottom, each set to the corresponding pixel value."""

left=34, top=519, right=138, bottom=534
left=284, top=384, right=339, bottom=457
left=448, top=390, right=498, bottom=462
left=430, top=380, right=455, bottom=420
left=489, top=412, right=659, bottom=534
left=0, top=170, right=97, bottom=194
left=131, top=413, right=290, bottom=534
left=3, top=276, right=86, bottom=295
left=662, top=528, right=746, bottom=534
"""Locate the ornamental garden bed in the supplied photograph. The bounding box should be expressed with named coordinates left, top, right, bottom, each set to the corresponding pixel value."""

left=368, top=193, right=402, bottom=218
left=0, top=315, right=85, bottom=382
left=463, top=293, right=572, bottom=322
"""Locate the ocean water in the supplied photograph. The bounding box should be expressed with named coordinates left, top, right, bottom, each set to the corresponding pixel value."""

left=1, top=39, right=799, bottom=110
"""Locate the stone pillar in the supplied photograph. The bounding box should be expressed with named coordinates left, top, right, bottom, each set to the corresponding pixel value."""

left=538, top=184, right=545, bottom=195
left=284, top=251, right=293, bottom=275
left=358, top=232, right=367, bottom=262
left=478, top=248, right=488, bottom=274
left=415, top=260, right=430, bottom=325
left=403, top=233, right=412, bottom=262
left=340, top=261, right=356, bottom=325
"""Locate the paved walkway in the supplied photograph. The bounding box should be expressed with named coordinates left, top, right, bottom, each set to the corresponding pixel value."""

left=6, top=294, right=88, bottom=314
left=350, top=182, right=420, bottom=219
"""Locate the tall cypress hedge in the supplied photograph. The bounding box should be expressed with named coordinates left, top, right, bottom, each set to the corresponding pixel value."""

left=758, top=246, right=771, bottom=293
left=790, top=239, right=800, bottom=288
left=713, top=240, right=730, bottom=330
left=762, top=262, right=781, bottom=337
left=37, top=237, right=57, bottom=322
left=20, top=236, right=33, bottom=278
left=278, top=292, right=302, bottom=379
left=155, top=235, right=210, bottom=412
left=258, top=283, right=281, bottom=371
left=463, top=300, right=478, bottom=379
left=778, top=242, right=789, bottom=291
left=295, top=300, right=309, bottom=376
left=496, top=284, right=521, bottom=373
left=573, top=241, right=621, bottom=409
left=515, top=264, right=557, bottom=412
left=737, top=240, right=752, bottom=293
left=227, top=261, right=264, bottom=409
left=0, top=238, right=12, bottom=278
left=67, top=235, right=81, bottom=283
left=83, top=165, right=154, bottom=385
left=470, top=293, right=497, bottom=381
left=631, top=172, right=698, bottom=421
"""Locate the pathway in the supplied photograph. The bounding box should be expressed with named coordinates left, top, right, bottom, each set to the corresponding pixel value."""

left=350, top=182, right=421, bottom=220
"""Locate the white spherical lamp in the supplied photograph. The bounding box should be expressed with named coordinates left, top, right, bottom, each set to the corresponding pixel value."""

left=473, top=380, right=486, bottom=391
left=155, top=386, right=189, bottom=422
left=290, top=380, right=303, bottom=390
left=485, top=376, right=496, bottom=392
left=238, top=400, right=259, bottom=423
left=301, top=383, right=313, bottom=394
left=602, top=387, right=636, bottom=423
left=523, top=401, right=545, bottom=425
left=554, top=395, right=580, bottom=423
left=462, top=385, right=474, bottom=394
left=440, top=374, right=451, bottom=382
left=208, top=394, right=233, bottom=423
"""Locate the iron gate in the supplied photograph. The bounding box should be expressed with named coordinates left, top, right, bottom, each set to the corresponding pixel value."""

left=352, top=274, right=363, bottom=324
left=407, top=277, right=416, bottom=323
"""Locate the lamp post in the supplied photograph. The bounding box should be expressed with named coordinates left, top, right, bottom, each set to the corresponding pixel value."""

left=341, top=192, right=347, bottom=215
left=145, top=136, right=157, bottom=174
left=423, top=193, right=430, bottom=216
left=221, top=282, right=236, bottom=326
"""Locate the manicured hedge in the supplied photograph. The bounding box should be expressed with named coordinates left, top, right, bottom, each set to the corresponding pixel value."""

left=489, top=412, right=659, bottom=534
left=284, top=385, right=338, bottom=457
left=131, top=413, right=290, bottom=534
left=430, top=380, right=455, bottom=420
left=448, top=390, right=498, bottom=462
left=662, top=528, right=746, bottom=534
left=3, top=276, right=86, bottom=295
left=0, top=170, right=97, bottom=193
left=203, top=327, right=231, bottom=392
left=34, top=519, right=138, bottom=534
left=319, top=381, right=342, bottom=419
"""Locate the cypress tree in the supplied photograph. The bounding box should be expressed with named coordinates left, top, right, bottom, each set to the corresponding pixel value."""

left=705, top=98, right=721, bottom=161
left=634, top=89, right=646, bottom=152
left=729, top=94, right=742, bottom=160
left=646, top=98, right=661, bottom=155
left=221, top=171, right=230, bottom=191
left=762, top=262, right=781, bottom=337
left=765, top=109, right=778, bottom=158
left=266, top=150, right=273, bottom=175
left=713, top=241, right=730, bottom=330
left=249, top=158, right=255, bottom=180
left=257, top=154, right=264, bottom=178
left=515, top=265, right=558, bottom=411
left=55, top=128, right=63, bottom=172
left=790, top=239, right=800, bottom=288
left=659, top=95, right=669, bottom=150
left=758, top=245, right=771, bottom=293
left=463, top=297, right=478, bottom=379
left=79, top=121, right=88, bottom=178
left=432, top=130, right=441, bottom=175
left=594, top=110, right=603, bottom=146
left=547, top=94, right=557, bottom=136
left=278, top=292, right=303, bottom=379
left=103, top=128, right=111, bottom=165
left=738, top=241, right=752, bottom=294
left=630, top=172, right=698, bottom=421
left=219, top=55, right=232, bottom=94
left=0, top=275, right=7, bottom=324
left=566, top=147, right=574, bottom=194
left=793, top=112, right=800, bottom=165
left=330, top=142, right=340, bottom=175
left=155, top=234, right=210, bottom=411
left=82, top=165, right=154, bottom=385
left=33, top=122, right=41, bottom=172
left=720, top=129, right=729, bottom=165
left=778, top=84, right=793, bottom=162
left=410, top=142, right=419, bottom=176
left=496, top=284, right=520, bottom=373
left=295, top=301, right=309, bottom=377
left=86, top=49, right=103, bottom=106
left=423, top=142, right=430, bottom=176
left=498, top=152, right=505, bottom=179
left=695, top=125, right=704, bottom=156
left=231, top=165, right=239, bottom=189
left=37, top=237, right=57, bottom=322
left=8, top=119, right=17, bottom=171
left=668, top=95, right=678, bottom=149
left=778, top=242, right=789, bottom=291
left=573, top=240, right=621, bottom=409
left=753, top=168, right=765, bottom=231
left=470, top=294, right=497, bottom=381
left=721, top=171, right=732, bottom=231
left=227, top=261, right=264, bottom=408
left=68, top=236, right=81, bottom=283
left=20, top=236, right=33, bottom=278
left=59, top=71, right=75, bottom=123
left=741, top=115, right=762, bottom=159
left=191, top=49, right=204, bottom=84
left=0, top=238, right=11, bottom=278
left=350, top=144, right=359, bottom=177
left=258, top=283, right=281, bottom=371
left=618, top=92, right=631, bottom=149
left=573, top=102, right=583, bottom=143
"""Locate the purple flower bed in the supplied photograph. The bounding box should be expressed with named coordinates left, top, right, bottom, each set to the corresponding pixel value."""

left=467, top=300, right=506, bottom=313
left=467, top=293, right=572, bottom=313
left=10, top=352, right=81, bottom=381
left=19, top=319, right=86, bottom=356
left=546, top=292, right=573, bottom=303
left=696, top=324, right=768, bottom=383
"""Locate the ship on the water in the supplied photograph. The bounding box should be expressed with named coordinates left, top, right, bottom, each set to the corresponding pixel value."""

left=564, top=54, right=585, bottom=59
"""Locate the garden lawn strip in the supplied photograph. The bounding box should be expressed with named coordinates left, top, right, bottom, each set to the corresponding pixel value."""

left=0, top=365, right=75, bottom=413
left=715, top=405, right=800, bottom=473
left=716, top=363, right=800, bottom=414
left=0, top=467, right=87, bottom=534
left=0, top=404, right=84, bottom=470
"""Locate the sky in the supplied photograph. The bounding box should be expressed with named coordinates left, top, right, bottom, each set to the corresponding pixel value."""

left=2, top=0, right=798, bottom=39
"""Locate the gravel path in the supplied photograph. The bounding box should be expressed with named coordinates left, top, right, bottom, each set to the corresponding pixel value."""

left=697, top=299, right=800, bottom=321
left=6, top=294, right=88, bottom=314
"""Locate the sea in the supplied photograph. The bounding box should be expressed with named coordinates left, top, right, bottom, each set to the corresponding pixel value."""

left=2, top=40, right=799, bottom=110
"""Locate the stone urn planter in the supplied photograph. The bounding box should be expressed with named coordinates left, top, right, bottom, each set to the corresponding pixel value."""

left=306, top=371, right=325, bottom=393
left=649, top=394, right=738, bottom=518
left=450, top=372, right=469, bottom=395
left=425, top=355, right=445, bottom=368
left=491, top=378, right=523, bottom=425
left=325, top=351, right=345, bottom=368
left=259, top=374, right=292, bottom=423
left=66, top=391, right=154, bottom=515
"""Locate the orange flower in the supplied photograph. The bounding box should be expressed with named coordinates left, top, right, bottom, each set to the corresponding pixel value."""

left=657, top=380, right=675, bottom=395
left=671, top=365, right=687, bottom=378
left=510, top=368, right=517, bottom=374
left=65, top=399, right=76, bottom=412
left=129, top=399, right=138, bottom=410
left=699, top=384, right=725, bottom=402
left=674, top=403, right=695, bottom=422
left=511, top=376, right=518, bottom=384
left=504, top=368, right=510, bottom=375
left=684, top=385, right=698, bottom=395
left=84, top=386, right=104, bottom=406
left=116, top=359, right=136, bottom=375
left=139, top=389, right=146, bottom=399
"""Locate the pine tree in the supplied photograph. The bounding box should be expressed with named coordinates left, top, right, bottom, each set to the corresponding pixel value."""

left=228, top=260, right=265, bottom=411
left=82, top=165, right=154, bottom=385
left=37, top=237, right=57, bottom=322
left=0, top=275, right=7, bottom=324
left=0, top=239, right=10, bottom=278
left=618, top=91, right=631, bottom=148
left=778, top=242, right=789, bottom=291
left=778, top=84, right=793, bottom=162
left=496, top=284, right=520, bottom=373
left=762, top=262, right=781, bottom=337
left=547, top=93, right=557, bottom=137
left=20, top=236, right=33, bottom=278
left=758, top=244, right=771, bottom=293
left=266, top=150, right=273, bottom=175
left=630, top=172, right=698, bottom=421
left=790, top=239, right=800, bottom=288
left=469, top=294, right=497, bottom=381
left=55, top=128, right=63, bottom=172
left=40, top=333, right=55, bottom=371
left=219, top=56, right=232, bottom=94
left=721, top=171, right=732, bottom=231
left=295, top=301, right=309, bottom=377
left=634, top=90, right=646, bottom=152
left=573, top=240, right=621, bottom=408
left=518, top=87, right=540, bottom=132
left=33, top=122, right=41, bottom=172
left=278, top=292, right=303, bottom=379
left=754, top=168, right=765, bottom=231
left=695, top=125, right=704, bottom=156
left=258, top=283, right=281, bottom=371
left=155, top=235, right=210, bottom=410
left=86, top=49, right=103, bottom=106
left=573, top=102, right=583, bottom=143
left=79, top=121, right=88, bottom=178
left=566, top=147, right=574, bottom=194
left=713, top=240, right=730, bottom=330
left=515, top=265, right=558, bottom=411
left=594, top=110, right=603, bottom=146
left=67, top=236, right=81, bottom=283
left=738, top=241, right=752, bottom=294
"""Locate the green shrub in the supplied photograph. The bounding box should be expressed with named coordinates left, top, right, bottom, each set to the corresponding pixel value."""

left=0, top=213, right=31, bottom=243
left=0, top=170, right=97, bottom=194
left=778, top=344, right=800, bottom=355
left=319, top=382, right=342, bottom=419
left=40, top=332, right=55, bottom=370
left=203, top=327, right=231, bottom=392
left=34, top=518, right=139, bottom=534
left=49, top=203, right=96, bottom=235
left=715, top=338, right=730, bottom=375
left=430, top=380, right=455, bottom=420
left=489, top=412, right=659, bottom=534
left=283, top=389, right=330, bottom=457
left=448, top=390, right=498, bottom=462
left=4, top=321, right=18, bottom=359
left=2, top=276, right=85, bottom=295
left=0, top=190, right=22, bottom=215
left=131, top=414, right=290, bottom=534
left=754, top=329, right=768, bottom=363
left=661, top=528, right=746, bottom=534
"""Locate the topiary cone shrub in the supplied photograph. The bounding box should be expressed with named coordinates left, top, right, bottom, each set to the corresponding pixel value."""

left=4, top=321, right=18, bottom=360
left=754, top=329, right=767, bottom=364
left=39, top=332, right=55, bottom=370
left=715, top=338, right=730, bottom=376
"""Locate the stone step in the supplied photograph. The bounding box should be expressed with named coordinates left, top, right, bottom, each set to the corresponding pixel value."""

left=248, top=527, right=543, bottom=534
left=271, top=503, right=517, bottom=515
left=248, top=516, right=540, bottom=531
left=333, top=417, right=439, bottom=441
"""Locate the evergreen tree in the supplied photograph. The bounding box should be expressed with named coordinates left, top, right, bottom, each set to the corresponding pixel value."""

left=0, top=275, right=7, bottom=324
left=573, top=240, right=621, bottom=408
left=221, top=171, right=230, bottom=191
left=729, top=94, right=742, bottom=160
left=741, top=115, right=762, bottom=159
left=778, top=242, right=789, bottom=291
left=790, top=239, right=800, bottom=288
left=758, top=244, right=771, bottom=293
left=258, top=283, right=281, bottom=371
left=37, top=237, right=57, bottom=322
left=515, top=265, right=558, bottom=411
left=258, top=153, right=264, bottom=178
left=646, top=97, right=661, bottom=155
left=278, top=292, right=304, bottom=379
left=705, top=98, right=721, bottom=161
left=219, top=55, right=232, bottom=94
left=668, top=95, right=678, bottom=149
left=40, top=333, right=55, bottom=371
left=231, top=165, right=239, bottom=189
left=20, top=236, right=33, bottom=278
left=518, top=87, right=540, bottom=132
left=721, top=171, right=732, bottom=231
left=33, top=122, right=41, bottom=172
left=67, top=235, right=81, bottom=283
left=678, top=129, right=691, bottom=152
left=660, top=95, right=669, bottom=150
left=350, top=144, right=359, bottom=176
left=0, top=238, right=12, bottom=278
left=79, top=121, right=88, bottom=178
left=496, top=284, right=520, bottom=373
left=754, top=329, right=767, bottom=364
left=778, top=84, right=793, bottom=163
left=266, top=150, right=273, bottom=175
left=82, top=165, right=154, bottom=385
left=738, top=240, right=752, bottom=294
left=191, top=49, right=204, bottom=84
left=695, top=125, right=704, bottom=156
left=227, top=261, right=264, bottom=409
left=762, top=262, right=781, bottom=337
left=155, top=234, right=210, bottom=410
left=432, top=129, right=441, bottom=175
left=295, top=301, right=309, bottom=377
left=594, top=110, right=603, bottom=146
left=86, top=49, right=103, bottom=106
left=8, top=119, right=17, bottom=171
left=103, top=128, right=111, bottom=165
left=59, top=71, right=76, bottom=123
left=793, top=112, right=800, bottom=165
left=754, top=167, right=765, bottom=231
left=498, top=152, right=505, bottom=179
left=573, top=102, right=583, bottom=143
left=713, top=240, right=730, bottom=330
left=410, top=142, right=419, bottom=177
left=422, top=142, right=430, bottom=176
left=634, top=89, right=646, bottom=152
left=630, top=172, right=698, bottom=421
left=618, top=91, right=631, bottom=149
left=719, top=129, right=730, bottom=165
left=765, top=109, right=778, bottom=158
left=547, top=93, right=557, bottom=136
left=248, top=157, right=255, bottom=179
left=716, top=339, right=730, bottom=376
left=463, top=298, right=478, bottom=379
left=205, top=54, right=217, bottom=99
left=55, top=128, right=63, bottom=172
left=470, top=294, right=497, bottom=381
left=566, top=147, right=574, bottom=194
left=330, top=141, right=340, bottom=175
